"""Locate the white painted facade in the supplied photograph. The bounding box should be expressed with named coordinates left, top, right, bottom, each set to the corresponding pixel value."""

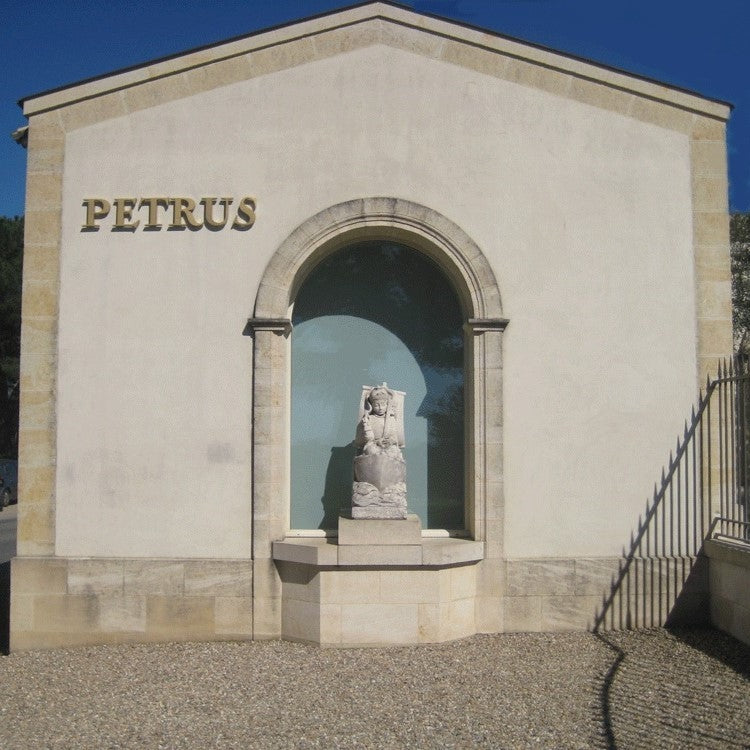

left=56, top=44, right=697, bottom=559
left=12, top=3, right=731, bottom=648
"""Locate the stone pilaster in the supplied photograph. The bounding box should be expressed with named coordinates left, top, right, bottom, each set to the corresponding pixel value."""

left=246, top=318, right=292, bottom=638
left=466, top=318, right=509, bottom=633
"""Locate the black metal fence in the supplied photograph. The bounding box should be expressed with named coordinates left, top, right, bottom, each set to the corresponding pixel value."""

left=593, top=358, right=750, bottom=631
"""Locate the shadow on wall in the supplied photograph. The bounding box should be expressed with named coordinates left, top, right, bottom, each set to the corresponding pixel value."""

left=593, top=359, right=750, bottom=632
left=321, top=444, right=356, bottom=529
left=594, top=553, right=711, bottom=632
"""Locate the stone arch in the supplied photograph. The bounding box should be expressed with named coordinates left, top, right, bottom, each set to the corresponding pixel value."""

left=247, top=197, right=508, bottom=639
left=253, top=197, right=504, bottom=322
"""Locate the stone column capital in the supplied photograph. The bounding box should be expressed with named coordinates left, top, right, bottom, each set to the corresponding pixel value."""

left=465, top=317, right=510, bottom=334
left=243, top=317, right=292, bottom=336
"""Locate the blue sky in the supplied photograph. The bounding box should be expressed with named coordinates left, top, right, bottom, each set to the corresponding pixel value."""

left=1, top=0, right=748, bottom=217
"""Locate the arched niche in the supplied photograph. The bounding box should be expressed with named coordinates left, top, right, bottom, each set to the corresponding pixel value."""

left=290, top=240, right=466, bottom=531
left=246, top=198, right=507, bottom=637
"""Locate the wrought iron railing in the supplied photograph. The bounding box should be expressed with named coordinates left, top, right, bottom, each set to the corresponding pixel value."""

left=593, top=358, right=750, bottom=631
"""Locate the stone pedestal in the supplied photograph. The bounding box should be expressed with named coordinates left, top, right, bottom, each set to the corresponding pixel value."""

left=272, top=536, right=484, bottom=646
left=338, top=514, right=421, bottom=545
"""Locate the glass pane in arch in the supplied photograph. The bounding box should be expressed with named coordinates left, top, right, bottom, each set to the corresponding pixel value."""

left=291, top=241, right=464, bottom=530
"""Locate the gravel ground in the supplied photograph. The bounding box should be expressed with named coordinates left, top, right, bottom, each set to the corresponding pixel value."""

left=0, top=628, right=747, bottom=749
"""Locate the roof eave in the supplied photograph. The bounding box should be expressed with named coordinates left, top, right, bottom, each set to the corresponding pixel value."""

left=19, top=1, right=732, bottom=122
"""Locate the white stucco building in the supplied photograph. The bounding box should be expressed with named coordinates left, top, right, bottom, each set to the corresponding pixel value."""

left=12, top=2, right=732, bottom=649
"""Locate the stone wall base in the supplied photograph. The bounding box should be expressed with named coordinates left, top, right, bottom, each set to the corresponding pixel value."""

left=10, top=557, right=254, bottom=651
left=9, top=553, right=712, bottom=650
left=504, top=554, right=710, bottom=632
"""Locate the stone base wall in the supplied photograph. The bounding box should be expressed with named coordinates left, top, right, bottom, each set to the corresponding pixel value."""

left=705, top=539, right=750, bottom=646
left=10, top=557, right=254, bottom=651
left=503, top=555, right=710, bottom=631
left=274, top=553, right=709, bottom=644
left=502, top=557, right=620, bottom=632
left=10, top=553, right=712, bottom=650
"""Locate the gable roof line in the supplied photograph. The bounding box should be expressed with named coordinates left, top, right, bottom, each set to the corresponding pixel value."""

left=393, top=2, right=732, bottom=113
left=18, top=0, right=380, bottom=110
left=20, top=1, right=731, bottom=120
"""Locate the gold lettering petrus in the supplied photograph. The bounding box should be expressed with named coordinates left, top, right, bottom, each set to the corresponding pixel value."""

left=81, top=196, right=256, bottom=231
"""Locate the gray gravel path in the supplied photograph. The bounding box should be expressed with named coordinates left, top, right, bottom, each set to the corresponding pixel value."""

left=0, top=628, right=747, bottom=749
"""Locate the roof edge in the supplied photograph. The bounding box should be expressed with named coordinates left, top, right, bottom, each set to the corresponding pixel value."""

left=19, top=0, right=394, bottom=110
left=20, top=1, right=732, bottom=121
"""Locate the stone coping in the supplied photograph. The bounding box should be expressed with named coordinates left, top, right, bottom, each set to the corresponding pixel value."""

left=272, top=537, right=484, bottom=567
left=704, top=537, right=750, bottom=569
left=22, top=2, right=730, bottom=119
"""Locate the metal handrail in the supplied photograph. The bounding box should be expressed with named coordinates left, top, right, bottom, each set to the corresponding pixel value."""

left=709, top=515, right=750, bottom=544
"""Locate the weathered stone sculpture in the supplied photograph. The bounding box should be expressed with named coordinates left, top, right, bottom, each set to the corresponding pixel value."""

left=352, top=383, right=407, bottom=518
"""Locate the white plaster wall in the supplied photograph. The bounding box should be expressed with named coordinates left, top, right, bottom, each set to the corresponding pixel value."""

left=56, top=44, right=696, bottom=558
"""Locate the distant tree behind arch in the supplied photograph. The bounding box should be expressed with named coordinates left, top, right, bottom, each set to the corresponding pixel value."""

left=732, top=213, right=750, bottom=355
left=0, top=215, right=23, bottom=457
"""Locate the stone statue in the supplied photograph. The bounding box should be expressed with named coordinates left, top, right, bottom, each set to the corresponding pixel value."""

left=351, top=383, right=407, bottom=518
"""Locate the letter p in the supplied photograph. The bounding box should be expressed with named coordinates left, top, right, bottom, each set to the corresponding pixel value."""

left=82, top=198, right=111, bottom=230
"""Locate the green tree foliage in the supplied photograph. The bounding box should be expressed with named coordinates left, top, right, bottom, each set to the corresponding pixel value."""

left=731, top=213, right=750, bottom=354
left=0, top=215, right=23, bottom=457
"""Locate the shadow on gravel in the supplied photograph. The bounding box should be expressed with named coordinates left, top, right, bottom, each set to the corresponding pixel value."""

left=669, top=626, right=750, bottom=680
left=0, top=560, right=9, bottom=654
left=594, top=632, right=625, bottom=750
left=594, top=628, right=750, bottom=750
